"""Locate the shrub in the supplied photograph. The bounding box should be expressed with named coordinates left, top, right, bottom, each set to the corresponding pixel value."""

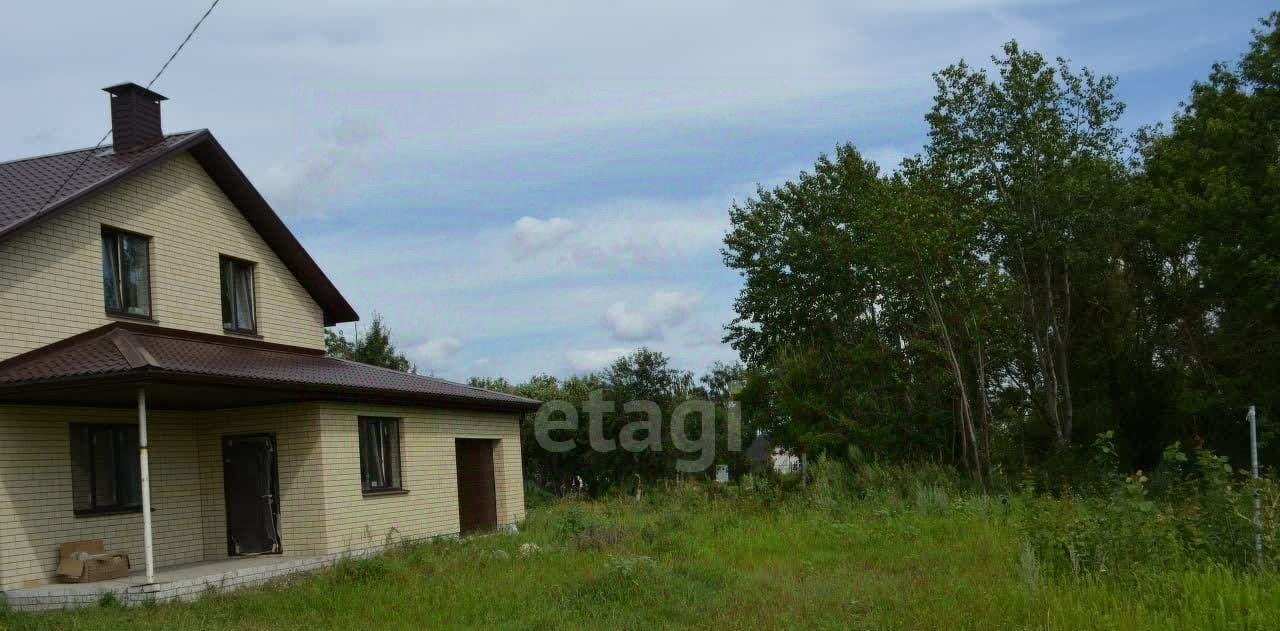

left=1018, top=445, right=1280, bottom=576
left=524, top=482, right=557, bottom=510
left=553, top=507, right=605, bottom=541
left=1172, top=449, right=1279, bottom=569
left=808, top=455, right=854, bottom=511
left=735, top=473, right=784, bottom=507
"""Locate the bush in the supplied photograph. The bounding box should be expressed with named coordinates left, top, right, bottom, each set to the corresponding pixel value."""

left=1018, top=445, right=1280, bottom=576
left=552, top=506, right=605, bottom=540
left=788, top=444, right=1277, bottom=577
left=524, top=482, right=557, bottom=510
left=808, top=455, right=854, bottom=511
left=1019, top=490, right=1186, bottom=577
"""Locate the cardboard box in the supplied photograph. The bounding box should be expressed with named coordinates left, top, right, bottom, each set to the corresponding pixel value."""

left=55, top=540, right=131, bottom=583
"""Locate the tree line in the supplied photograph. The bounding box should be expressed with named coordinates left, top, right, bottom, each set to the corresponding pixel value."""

left=470, top=351, right=748, bottom=495
left=723, top=14, right=1280, bottom=484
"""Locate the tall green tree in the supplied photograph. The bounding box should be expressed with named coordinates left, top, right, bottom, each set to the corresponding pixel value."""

left=723, top=146, right=969, bottom=471
left=722, top=40, right=1144, bottom=478
left=1139, top=12, right=1280, bottom=464
left=325, top=313, right=416, bottom=373
left=924, top=42, right=1131, bottom=452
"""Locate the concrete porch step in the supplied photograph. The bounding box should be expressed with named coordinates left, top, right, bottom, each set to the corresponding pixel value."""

left=2, top=553, right=341, bottom=612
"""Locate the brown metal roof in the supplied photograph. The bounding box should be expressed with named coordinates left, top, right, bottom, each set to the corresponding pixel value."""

left=0, top=132, right=359, bottom=326
left=0, top=132, right=201, bottom=233
left=0, top=323, right=540, bottom=412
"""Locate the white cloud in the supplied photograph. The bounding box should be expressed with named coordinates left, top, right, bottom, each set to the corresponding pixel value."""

left=410, top=336, right=462, bottom=371
left=260, top=117, right=385, bottom=217
left=507, top=196, right=728, bottom=271
left=604, top=290, right=702, bottom=341
left=565, top=347, right=634, bottom=373
left=511, top=216, right=576, bottom=257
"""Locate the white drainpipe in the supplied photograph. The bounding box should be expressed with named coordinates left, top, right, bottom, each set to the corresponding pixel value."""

left=137, top=387, right=155, bottom=583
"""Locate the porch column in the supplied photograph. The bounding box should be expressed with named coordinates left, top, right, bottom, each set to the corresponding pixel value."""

left=137, top=387, right=155, bottom=583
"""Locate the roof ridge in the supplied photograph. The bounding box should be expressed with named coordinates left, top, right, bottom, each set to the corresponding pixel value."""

left=107, top=328, right=160, bottom=370
left=0, top=130, right=205, bottom=167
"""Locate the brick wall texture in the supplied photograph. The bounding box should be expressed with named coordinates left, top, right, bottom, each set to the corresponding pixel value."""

left=0, top=402, right=524, bottom=590
left=0, top=153, right=326, bottom=362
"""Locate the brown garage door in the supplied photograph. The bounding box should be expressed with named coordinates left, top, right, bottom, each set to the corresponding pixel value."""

left=455, top=439, right=498, bottom=534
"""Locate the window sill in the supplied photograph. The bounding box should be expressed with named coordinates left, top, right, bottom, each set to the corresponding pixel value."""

left=361, top=488, right=410, bottom=498
left=74, top=507, right=145, bottom=518
left=106, top=312, right=158, bottom=325
left=223, top=329, right=263, bottom=340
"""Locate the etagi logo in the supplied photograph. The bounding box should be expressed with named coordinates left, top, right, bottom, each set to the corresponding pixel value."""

left=533, top=390, right=742, bottom=473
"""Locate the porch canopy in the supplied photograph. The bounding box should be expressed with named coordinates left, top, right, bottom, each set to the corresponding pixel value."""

left=0, top=322, right=539, bottom=583
left=0, top=322, right=539, bottom=412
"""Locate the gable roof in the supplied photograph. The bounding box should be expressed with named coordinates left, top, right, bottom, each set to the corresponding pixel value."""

left=0, top=131, right=358, bottom=326
left=0, top=323, right=540, bottom=412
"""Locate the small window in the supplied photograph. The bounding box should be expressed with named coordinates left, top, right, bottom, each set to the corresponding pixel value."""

left=220, top=256, right=257, bottom=333
left=358, top=417, right=402, bottom=493
left=70, top=424, right=142, bottom=514
left=102, top=229, right=151, bottom=318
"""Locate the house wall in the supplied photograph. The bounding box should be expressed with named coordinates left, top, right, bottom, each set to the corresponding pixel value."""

left=0, top=153, right=326, bottom=363
left=0, top=401, right=526, bottom=590
left=312, top=403, right=525, bottom=554
left=0, top=405, right=204, bottom=590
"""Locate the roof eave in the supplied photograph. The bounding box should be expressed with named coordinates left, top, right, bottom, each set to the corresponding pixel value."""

left=0, top=371, right=540, bottom=413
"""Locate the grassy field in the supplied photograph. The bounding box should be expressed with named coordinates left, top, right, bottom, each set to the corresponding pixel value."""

left=2, top=484, right=1277, bottom=630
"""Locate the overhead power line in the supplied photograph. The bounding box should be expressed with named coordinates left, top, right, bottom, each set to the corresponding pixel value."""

left=146, top=0, right=222, bottom=90
left=39, top=0, right=223, bottom=210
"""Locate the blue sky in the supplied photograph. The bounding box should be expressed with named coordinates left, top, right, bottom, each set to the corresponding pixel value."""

left=1, top=1, right=1271, bottom=380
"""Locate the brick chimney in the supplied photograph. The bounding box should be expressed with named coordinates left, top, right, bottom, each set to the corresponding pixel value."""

left=103, top=83, right=168, bottom=153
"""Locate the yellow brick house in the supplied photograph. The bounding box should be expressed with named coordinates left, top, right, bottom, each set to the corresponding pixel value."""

left=0, top=84, right=536, bottom=605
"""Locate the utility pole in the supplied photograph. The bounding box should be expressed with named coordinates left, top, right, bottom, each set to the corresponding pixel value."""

left=1248, top=405, right=1262, bottom=569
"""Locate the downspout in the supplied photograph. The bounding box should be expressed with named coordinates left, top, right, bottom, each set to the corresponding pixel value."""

left=138, top=387, right=155, bottom=583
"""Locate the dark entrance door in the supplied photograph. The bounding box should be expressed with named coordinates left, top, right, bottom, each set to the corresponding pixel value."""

left=222, top=434, right=282, bottom=556
left=455, top=439, right=498, bottom=535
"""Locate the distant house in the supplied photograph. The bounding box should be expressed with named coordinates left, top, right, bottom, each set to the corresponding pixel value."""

left=746, top=435, right=801, bottom=474
left=0, top=84, right=539, bottom=594
left=772, top=449, right=802, bottom=474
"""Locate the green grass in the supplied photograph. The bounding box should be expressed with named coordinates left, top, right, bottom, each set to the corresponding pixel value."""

left=3, top=486, right=1278, bottom=630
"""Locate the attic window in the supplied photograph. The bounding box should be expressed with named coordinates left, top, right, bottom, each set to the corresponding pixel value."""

left=101, top=228, right=151, bottom=318
left=221, top=256, right=257, bottom=334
